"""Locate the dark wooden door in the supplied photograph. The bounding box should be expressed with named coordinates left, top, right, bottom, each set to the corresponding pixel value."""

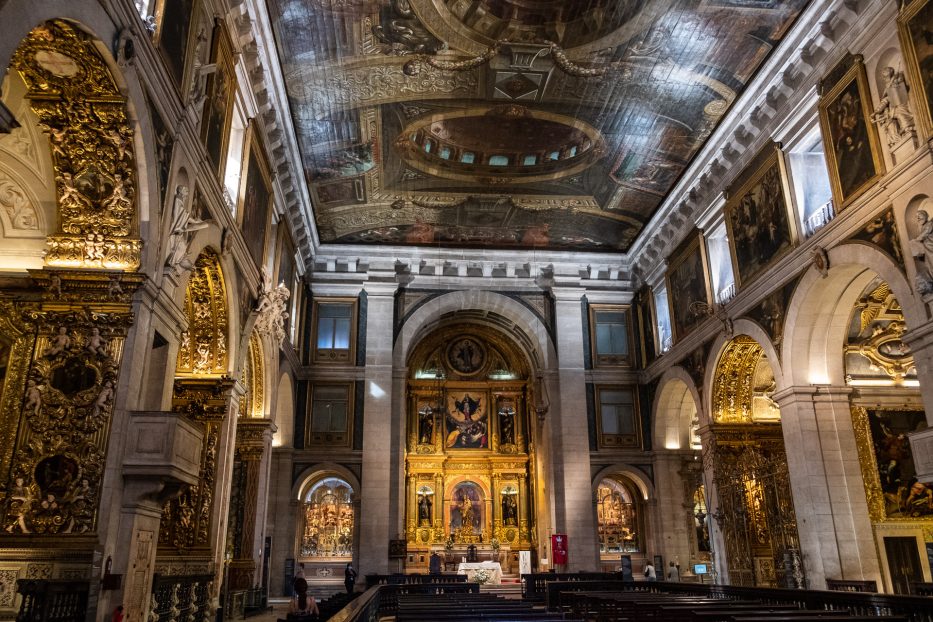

left=884, top=536, right=923, bottom=594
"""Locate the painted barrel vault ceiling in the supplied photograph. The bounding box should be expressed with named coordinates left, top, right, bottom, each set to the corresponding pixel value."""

left=267, top=0, right=809, bottom=252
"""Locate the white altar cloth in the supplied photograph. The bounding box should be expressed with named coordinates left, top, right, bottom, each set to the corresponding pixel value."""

left=457, top=561, right=502, bottom=585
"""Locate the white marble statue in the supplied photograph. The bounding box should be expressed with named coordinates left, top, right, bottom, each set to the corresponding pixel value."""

left=872, top=67, right=915, bottom=147
left=165, top=185, right=208, bottom=276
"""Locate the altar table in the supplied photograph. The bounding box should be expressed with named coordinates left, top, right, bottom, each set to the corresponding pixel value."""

left=456, top=561, right=502, bottom=585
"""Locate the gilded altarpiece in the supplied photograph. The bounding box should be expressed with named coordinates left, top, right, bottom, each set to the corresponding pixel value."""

left=845, top=281, right=931, bottom=591
left=707, top=337, right=803, bottom=588
left=404, top=328, right=536, bottom=570
left=0, top=20, right=144, bottom=604
left=159, top=250, right=234, bottom=568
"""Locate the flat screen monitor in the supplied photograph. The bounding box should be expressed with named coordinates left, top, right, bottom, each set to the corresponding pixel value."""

left=693, top=563, right=708, bottom=575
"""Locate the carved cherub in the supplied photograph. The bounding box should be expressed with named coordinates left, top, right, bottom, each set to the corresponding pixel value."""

left=44, top=326, right=71, bottom=356
left=106, top=173, right=132, bottom=214
left=91, top=379, right=115, bottom=418
left=107, top=277, right=123, bottom=299
left=85, top=327, right=108, bottom=356
left=47, top=274, right=62, bottom=298
left=57, top=172, right=87, bottom=208
left=23, top=379, right=42, bottom=416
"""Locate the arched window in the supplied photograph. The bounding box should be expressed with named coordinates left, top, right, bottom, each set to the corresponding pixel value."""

left=596, top=477, right=640, bottom=553
left=300, top=477, right=354, bottom=558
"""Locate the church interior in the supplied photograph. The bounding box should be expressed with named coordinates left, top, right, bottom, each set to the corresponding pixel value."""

left=1, top=0, right=933, bottom=620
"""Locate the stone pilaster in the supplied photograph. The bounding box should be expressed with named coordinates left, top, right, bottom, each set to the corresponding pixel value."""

left=903, top=323, right=933, bottom=427
left=229, top=419, right=273, bottom=590
left=772, top=385, right=880, bottom=589
left=358, top=283, right=398, bottom=574
left=551, top=288, right=598, bottom=570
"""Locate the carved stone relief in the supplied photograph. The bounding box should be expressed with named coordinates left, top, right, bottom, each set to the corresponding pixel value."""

left=0, top=169, right=41, bottom=234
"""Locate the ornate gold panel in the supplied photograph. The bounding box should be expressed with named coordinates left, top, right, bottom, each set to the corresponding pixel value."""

left=2, top=305, right=134, bottom=535
left=176, top=250, right=229, bottom=375
left=11, top=21, right=141, bottom=270
left=240, top=333, right=264, bottom=418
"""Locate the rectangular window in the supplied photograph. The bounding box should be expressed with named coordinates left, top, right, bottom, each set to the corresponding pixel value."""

left=597, top=387, right=640, bottom=449
left=589, top=305, right=632, bottom=366
left=308, top=384, right=352, bottom=445
left=312, top=299, right=356, bottom=363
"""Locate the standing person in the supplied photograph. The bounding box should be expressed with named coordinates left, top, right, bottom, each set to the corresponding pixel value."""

left=644, top=559, right=656, bottom=582
left=344, top=562, right=357, bottom=594
left=429, top=551, right=442, bottom=575
left=667, top=561, right=680, bottom=582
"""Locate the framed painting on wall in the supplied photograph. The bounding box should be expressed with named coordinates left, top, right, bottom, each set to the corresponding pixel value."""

left=851, top=406, right=933, bottom=521
left=153, top=0, right=195, bottom=91
left=237, top=127, right=273, bottom=270
left=665, top=231, right=712, bottom=342
left=445, top=390, right=488, bottom=450
left=818, top=54, right=885, bottom=211
left=200, top=21, right=235, bottom=178
left=898, top=0, right=933, bottom=139
left=724, top=143, right=797, bottom=289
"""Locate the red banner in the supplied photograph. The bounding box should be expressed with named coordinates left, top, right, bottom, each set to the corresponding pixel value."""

left=551, top=534, right=568, bottom=565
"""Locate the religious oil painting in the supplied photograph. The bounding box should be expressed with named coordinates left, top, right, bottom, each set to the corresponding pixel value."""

left=200, top=25, right=234, bottom=176
left=450, top=482, right=483, bottom=537
left=818, top=55, right=885, bottom=210
left=725, top=146, right=796, bottom=289
left=853, top=406, right=933, bottom=520
left=445, top=391, right=488, bottom=449
left=665, top=232, right=712, bottom=342
left=153, top=0, right=195, bottom=90
left=899, top=0, right=933, bottom=138
left=238, top=130, right=272, bottom=269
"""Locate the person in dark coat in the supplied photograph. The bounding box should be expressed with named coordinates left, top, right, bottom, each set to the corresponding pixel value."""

left=429, top=551, right=442, bottom=574
left=344, top=562, right=357, bottom=594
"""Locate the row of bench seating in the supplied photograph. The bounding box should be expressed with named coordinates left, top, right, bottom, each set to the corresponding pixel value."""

left=553, top=588, right=916, bottom=622
left=396, top=592, right=580, bottom=622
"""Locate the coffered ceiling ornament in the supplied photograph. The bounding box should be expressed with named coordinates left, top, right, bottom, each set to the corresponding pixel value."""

left=10, top=20, right=141, bottom=270
left=269, top=0, right=809, bottom=252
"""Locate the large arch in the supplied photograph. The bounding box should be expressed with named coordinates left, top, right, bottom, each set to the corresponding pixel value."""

left=652, top=366, right=702, bottom=451
left=273, top=372, right=295, bottom=448
left=783, top=243, right=921, bottom=386
left=393, top=289, right=556, bottom=371
left=704, top=318, right=785, bottom=421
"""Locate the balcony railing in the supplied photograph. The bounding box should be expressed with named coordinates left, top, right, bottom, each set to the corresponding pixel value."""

left=804, top=200, right=835, bottom=237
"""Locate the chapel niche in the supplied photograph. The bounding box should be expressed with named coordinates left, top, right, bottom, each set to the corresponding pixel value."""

left=404, top=324, right=536, bottom=572
left=707, top=335, right=803, bottom=588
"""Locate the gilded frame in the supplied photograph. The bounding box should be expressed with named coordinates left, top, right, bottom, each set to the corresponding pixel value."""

left=305, top=382, right=354, bottom=447
left=595, top=385, right=642, bottom=450
left=200, top=20, right=235, bottom=179
left=237, top=123, right=274, bottom=270
left=897, top=0, right=933, bottom=140
left=664, top=230, right=712, bottom=342
left=444, top=386, right=491, bottom=451
left=588, top=303, right=634, bottom=368
left=152, top=0, right=197, bottom=92
left=851, top=405, right=933, bottom=522
left=310, top=297, right=358, bottom=365
left=724, top=144, right=798, bottom=290
left=817, top=55, right=886, bottom=211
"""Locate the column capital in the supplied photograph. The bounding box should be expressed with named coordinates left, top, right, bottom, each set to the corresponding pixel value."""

left=362, top=282, right=400, bottom=297
left=903, top=322, right=933, bottom=355
left=550, top=287, right=587, bottom=302
left=772, top=384, right=851, bottom=406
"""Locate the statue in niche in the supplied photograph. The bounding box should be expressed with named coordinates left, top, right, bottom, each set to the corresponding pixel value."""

left=501, top=493, right=517, bottom=526
left=910, top=209, right=933, bottom=294
left=165, top=185, right=208, bottom=276
left=417, top=493, right=432, bottom=525
left=498, top=407, right=515, bottom=445
left=871, top=67, right=915, bottom=147
left=418, top=406, right=434, bottom=444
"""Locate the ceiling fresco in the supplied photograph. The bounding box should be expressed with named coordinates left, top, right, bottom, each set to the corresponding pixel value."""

left=267, top=0, right=810, bottom=252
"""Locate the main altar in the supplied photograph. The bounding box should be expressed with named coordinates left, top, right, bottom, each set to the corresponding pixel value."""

left=404, top=326, right=537, bottom=572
